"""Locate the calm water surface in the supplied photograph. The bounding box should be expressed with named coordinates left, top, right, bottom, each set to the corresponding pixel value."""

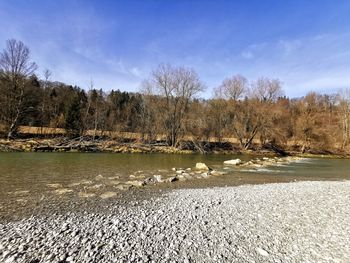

left=0, top=152, right=349, bottom=220
left=0, top=152, right=250, bottom=191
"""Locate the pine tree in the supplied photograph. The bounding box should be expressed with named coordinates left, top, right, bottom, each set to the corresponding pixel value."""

left=65, top=96, right=82, bottom=137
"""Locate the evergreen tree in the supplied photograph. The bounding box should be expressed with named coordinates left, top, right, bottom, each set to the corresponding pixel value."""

left=65, top=96, right=82, bottom=137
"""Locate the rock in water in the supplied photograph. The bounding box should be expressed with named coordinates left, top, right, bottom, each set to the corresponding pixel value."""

left=95, top=174, right=104, bottom=181
left=201, top=172, right=210, bottom=178
left=195, top=163, right=209, bottom=170
left=211, top=170, right=226, bottom=176
left=54, top=188, right=73, bottom=195
left=223, top=159, right=242, bottom=165
left=125, top=180, right=145, bottom=187
left=100, top=192, right=117, bottom=199
left=165, top=176, right=178, bottom=183
left=143, top=177, right=156, bottom=185
left=153, top=175, right=163, bottom=183
left=78, top=192, right=96, bottom=198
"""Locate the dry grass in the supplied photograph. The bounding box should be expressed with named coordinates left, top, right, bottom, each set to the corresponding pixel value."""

left=5, top=126, right=260, bottom=145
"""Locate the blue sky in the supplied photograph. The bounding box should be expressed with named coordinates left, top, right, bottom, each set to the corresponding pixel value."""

left=1, top=0, right=350, bottom=98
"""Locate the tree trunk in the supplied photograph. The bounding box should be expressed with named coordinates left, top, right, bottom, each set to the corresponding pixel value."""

left=7, top=111, right=20, bottom=140
left=243, top=126, right=258, bottom=150
left=7, top=90, right=23, bottom=140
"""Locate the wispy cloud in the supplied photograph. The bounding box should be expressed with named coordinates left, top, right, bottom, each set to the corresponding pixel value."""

left=241, top=51, right=254, bottom=59
left=229, top=33, right=350, bottom=97
left=0, top=1, right=144, bottom=92
left=1, top=1, right=350, bottom=98
left=278, top=39, right=302, bottom=55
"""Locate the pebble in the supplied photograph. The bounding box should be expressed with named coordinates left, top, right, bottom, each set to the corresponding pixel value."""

left=0, top=181, right=349, bottom=262
left=256, top=247, right=269, bottom=257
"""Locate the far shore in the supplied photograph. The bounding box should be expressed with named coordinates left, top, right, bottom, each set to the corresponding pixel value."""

left=1, top=137, right=349, bottom=159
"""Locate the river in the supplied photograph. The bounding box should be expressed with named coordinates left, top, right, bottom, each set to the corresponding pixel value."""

left=0, top=152, right=349, bottom=221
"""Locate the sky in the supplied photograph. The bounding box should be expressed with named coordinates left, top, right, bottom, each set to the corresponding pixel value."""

left=1, top=0, right=350, bottom=98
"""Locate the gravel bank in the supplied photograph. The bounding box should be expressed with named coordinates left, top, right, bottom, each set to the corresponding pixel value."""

left=1, top=181, right=349, bottom=263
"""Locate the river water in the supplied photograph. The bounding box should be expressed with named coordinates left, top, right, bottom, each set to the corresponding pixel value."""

left=0, top=152, right=349, bottom=220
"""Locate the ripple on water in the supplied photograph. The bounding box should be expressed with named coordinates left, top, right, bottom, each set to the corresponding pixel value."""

left=100, top=191, right=117, bottom=199
left=78, top=192, right=96, bottom=198
left=107, top=180, right=121, bottom=186
left=114, top=185, right=132, bottom=191
left=8, top=190, right=30, bottom=195
left=67, top=182, right=82, bottom=187
left=86, top=184, right=103, bottom=190
left=46, top=183, right=62, bottom=188
left=54, top=188, right=73, bottom=195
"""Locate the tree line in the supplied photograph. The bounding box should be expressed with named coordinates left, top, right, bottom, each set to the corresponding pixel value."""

left=1, top=39, right=350, bottom=152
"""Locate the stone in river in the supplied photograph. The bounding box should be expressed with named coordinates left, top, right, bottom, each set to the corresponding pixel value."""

left=195, top=163, right=210, bottom=170
left=108, top=180, right=121, bottom=185
left=125, top=180, right=145, bottom=187
left=143, top=177, right=156, bottom=185
left=114, top=184, right=132, bottom=191
left=100, top=191, right=117, bottom=199
left=78, top=192, right=96, bottom=198
left=165, top=176, right=178, bottom=183
left=201, top=172, right=210, bottom=178
left=154, top=175, right=163, bottom=183
left=223, top=159, right=242, bottom=165
left=54, top=188, right=73, bottom=195
left=211, top=170, right=226, bottom=176
left=95, top=174, right=104, bottom=181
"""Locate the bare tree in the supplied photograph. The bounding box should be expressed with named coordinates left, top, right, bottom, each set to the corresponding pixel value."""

left=230, top=99, right=261, bottom=149
left=144, top=64, right=204, bottom=146
left=0, top=39, right=38, bottom=139
left=43, top=69, right=52, bottom=88
left=252, top=77, right=284, bottom=102
left=338, top=88, right=350, bottom=148
left=215, top=74, right=248, bottom=100
left=137, top=81, right=157, bottom=142
left=81, top=79, right=94, bottom=136
left=207, top=98, right=230, bottom=142
left=213, top=74, right=257, bottom=149
left=85, top=87, right=106, bottom=140
left=92, top=89, right=105, bottom=139
left=40, top=69, right=52, bottom=133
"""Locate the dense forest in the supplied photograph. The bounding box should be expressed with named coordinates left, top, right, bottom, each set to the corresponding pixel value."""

left=1, top=39, right=350, bottom=154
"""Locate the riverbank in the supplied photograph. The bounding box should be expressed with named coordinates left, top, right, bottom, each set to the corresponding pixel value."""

left=0, top=138, right=193, bottom=154
left=0, top=138, right=349, bottom=157
left=1, top=181, right=349, bottom=262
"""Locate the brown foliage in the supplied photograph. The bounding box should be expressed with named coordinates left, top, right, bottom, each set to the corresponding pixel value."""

left=0, top=39, right=347, bottom=153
